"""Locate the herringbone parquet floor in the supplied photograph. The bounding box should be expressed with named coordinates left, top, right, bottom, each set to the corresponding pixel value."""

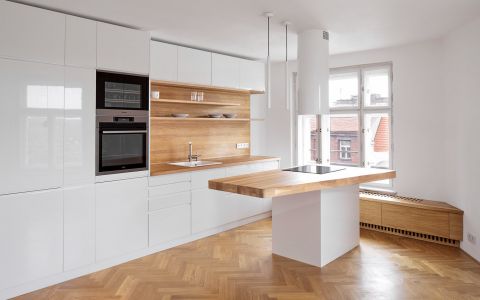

left=15, top=218, right=480, bottom=300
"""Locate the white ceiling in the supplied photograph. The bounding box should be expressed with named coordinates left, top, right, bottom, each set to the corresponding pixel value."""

left=14, top=0, right=480, bottom=61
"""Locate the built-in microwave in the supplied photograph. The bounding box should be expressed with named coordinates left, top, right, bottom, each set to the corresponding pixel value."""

left=96, top=71, right=149, bottom=111
left=96, top=110, right=149, bottom=175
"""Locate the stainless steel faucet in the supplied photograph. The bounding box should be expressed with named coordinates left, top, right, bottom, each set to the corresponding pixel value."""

left=188, top=141, right=200, bottom=162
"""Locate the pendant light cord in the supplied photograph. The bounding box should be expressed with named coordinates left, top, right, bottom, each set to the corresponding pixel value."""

left=267, top=16, right=270, bottom=56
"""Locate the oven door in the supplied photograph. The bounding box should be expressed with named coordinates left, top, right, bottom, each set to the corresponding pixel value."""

left=97, top=122, right=148, bottom=175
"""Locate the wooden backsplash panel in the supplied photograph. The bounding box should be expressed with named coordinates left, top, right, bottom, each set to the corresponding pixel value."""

left=150, top=83, right=251, bottom=164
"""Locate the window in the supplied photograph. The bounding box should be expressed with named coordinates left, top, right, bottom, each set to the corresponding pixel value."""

left=339, top=140, right=352, bottom=160
left=330, top=63, right=393, bottom=187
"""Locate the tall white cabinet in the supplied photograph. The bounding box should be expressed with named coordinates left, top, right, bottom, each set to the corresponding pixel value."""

left=0, top=189, right=63, bottom=290
left=65, top=16, right=97, bottom=68
left=0, top=58, right=65, bottom=195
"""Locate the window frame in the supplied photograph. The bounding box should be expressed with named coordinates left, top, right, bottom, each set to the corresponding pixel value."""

left=329, top=62, right=394, bottom=189
left=339, top=140, right=352, bottom=160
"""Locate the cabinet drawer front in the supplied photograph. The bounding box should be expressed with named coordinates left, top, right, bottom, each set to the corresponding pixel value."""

left=191, top=168, right=226, bottom=190
left=360, top=200, right=382, bottom=225
left=149, top=204, right=191, bottom=246
left=149, top=172, right=191, bottom=186
left=382, top=204, right=450, bottom=237
left=226, top=164, right=251, bottom=177
left=149, top=181, right=190, bottom=198
left=149, top=191, right=191, bottom=211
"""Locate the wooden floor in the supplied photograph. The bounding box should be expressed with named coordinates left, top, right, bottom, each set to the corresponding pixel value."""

left=16, top=218, right=480, bottom=300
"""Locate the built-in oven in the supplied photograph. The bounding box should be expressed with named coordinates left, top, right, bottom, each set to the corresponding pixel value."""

left=96, top=110, right=148, bottom=175
left=96, top=71, right=149, bottom=111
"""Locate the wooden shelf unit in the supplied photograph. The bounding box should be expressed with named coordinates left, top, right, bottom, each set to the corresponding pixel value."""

left=150, top=79, right=264, bottom=95
left=152, top=117, right=249, bottom=121
left=151, top=98, right=240, bottom=106
left=150, top=81, right=251, bottom=164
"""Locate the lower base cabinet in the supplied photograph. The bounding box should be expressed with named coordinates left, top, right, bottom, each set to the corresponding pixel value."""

left=95, top=177, right=148, bottom=261
left=192, top=189, right=235, bottom=233
left=64, top=185, right=95, bottom=271
left=0, top=189, right=63, bottom=290
left=149, top=204, right=191, bottom=246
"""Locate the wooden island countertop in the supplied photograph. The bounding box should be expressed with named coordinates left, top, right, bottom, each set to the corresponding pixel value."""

left=208, top=167, right=396, bottom=198
left=150, top=155, right=280, bottom=176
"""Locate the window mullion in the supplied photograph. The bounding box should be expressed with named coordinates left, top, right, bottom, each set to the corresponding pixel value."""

left=359, top=68, right=366, bottom=168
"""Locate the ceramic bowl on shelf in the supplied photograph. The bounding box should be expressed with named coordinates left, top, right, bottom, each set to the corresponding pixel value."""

left=172, top=113, right=189, bottom=118
left=223, top=113, right=237, bottom=118
left=208, top=113, right=223, bottom=118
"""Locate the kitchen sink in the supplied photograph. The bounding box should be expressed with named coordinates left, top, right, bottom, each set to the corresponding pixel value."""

left=168, top=161, right=222, bottom=168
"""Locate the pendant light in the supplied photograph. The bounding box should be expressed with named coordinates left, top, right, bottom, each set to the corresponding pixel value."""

left=264, top=12, right=274, bottom=109
left=283, top=21, right=291, bottom=111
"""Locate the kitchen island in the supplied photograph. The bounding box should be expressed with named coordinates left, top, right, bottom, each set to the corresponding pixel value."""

left=209, top=166, right=396, bottom=267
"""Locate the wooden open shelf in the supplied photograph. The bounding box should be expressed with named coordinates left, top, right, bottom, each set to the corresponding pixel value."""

left=152, top=117, right=249, bottom=121
left=151, top=98, right=240, bottom=106
left=151, top=79, right=264, bottom=95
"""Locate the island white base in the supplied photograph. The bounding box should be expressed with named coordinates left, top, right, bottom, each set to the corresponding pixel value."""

left=272, top=185, right=360, bottom=267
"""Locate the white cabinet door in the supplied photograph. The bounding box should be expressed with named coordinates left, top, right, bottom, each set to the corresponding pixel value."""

left=0, top=189, right=63, bottom=290
left=64, top=67, right=96, bottom=187
left=178, top=47, right=211, bottom=85
left=192, top=189, right=235, bottom=233
left=97, top=22, right=150, bottom=75
left=0, top=1, right=65, bottom=65
left=0, top=59, right=64, bottom=195
left=96, top=177, right=148, bottom=261
left=64, top=185, right=95, bottom=271
left=150, top=41, right=178, bottom=81
left=191, top=168, right=226, bottom=190
left=239, top=59, right=265, bottom=91
left=212, top=53, right=240, bottom=88
left=65, top=16, right=96, bottom=68
left=149, top=204, right=191, bottom=246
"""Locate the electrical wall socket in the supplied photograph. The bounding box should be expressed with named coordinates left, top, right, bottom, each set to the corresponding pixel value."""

left=467, top=233, right=477, bottom=245
left=236, top=143, right=249, bottom=149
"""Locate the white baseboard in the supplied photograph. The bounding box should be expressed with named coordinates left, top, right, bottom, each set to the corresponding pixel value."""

left=0, top=212, right=271, bottom=300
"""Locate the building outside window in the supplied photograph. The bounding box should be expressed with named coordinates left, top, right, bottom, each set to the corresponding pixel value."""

left=329, top=63, right=393, bottom=187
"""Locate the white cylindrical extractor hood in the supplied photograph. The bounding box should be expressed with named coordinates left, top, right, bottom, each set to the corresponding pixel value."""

left=297, top=29, right=329, bottom=115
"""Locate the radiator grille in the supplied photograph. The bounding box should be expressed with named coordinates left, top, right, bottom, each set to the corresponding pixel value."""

left=360, top=222, right=460, bottom=247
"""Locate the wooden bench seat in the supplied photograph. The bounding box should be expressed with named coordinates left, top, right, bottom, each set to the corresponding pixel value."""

left=359, top=191, right=464, bottom=247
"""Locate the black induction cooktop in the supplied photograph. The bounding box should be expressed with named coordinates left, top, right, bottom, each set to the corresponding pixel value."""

left=284, top=165, right=345, bottom=174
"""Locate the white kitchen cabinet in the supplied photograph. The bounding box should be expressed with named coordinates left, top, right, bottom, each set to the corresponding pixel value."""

left=239, top=59, right=265, bottom=91
left=95, top=177, right=148, bottom=261
left=150, top=41, right=178, bottom=81
left=0, top=1, right=65, bottom=65
left=149, top=204, right=191, bottom=246
left=0, top=189, right=63, bottom=290
left=149, top=171, right=190, bottom=186
left=65, top=16, right=97, bottom=68
left=212, top=53, right=240, bottom=88
left=64, top=67, right=96, bottom=187
left=97, top=22, right=150, bottom=75
left=192, top=188, right=235, bottom=233
left=191, top=168, right=226, bottom=190
left=64, top=185, right=95, bottom=271
left=178, top=47, right=212, bottom=85
left=0, top=59, right=64, bottom=195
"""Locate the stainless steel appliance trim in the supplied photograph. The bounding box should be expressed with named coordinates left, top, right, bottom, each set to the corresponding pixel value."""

left=102, top=130, right=148, bottom=134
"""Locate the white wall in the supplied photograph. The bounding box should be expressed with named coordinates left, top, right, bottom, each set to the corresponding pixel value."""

left=329, top=39, right=447, bottom=200
left=265, top=62, right=296, bottom=168
left=443, top=16, right=480, bottom=261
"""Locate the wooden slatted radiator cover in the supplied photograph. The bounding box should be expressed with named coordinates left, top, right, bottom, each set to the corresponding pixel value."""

left=359, top=191, right=464, bottom=247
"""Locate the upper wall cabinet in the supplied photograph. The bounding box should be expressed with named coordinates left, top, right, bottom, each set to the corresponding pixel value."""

left=65, top=16, right=97, bottom=68
left=239, top=59, right=265, bottom=92
left=150, top=41, right=178, bottom=81
left=97, top=22, right=150, bottom=75
left=0, top=1, right=65, bottom=65
left=0, top=58, right=64, bottom=196
left=178, top=47, right=212, bottom=85
left=212, top=54, right=240, bottom=89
